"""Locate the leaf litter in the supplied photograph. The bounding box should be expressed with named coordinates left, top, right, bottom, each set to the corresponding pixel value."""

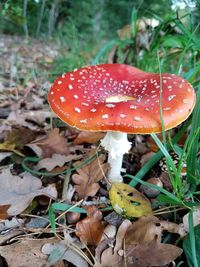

left=0, top=34, right=190, bottom=266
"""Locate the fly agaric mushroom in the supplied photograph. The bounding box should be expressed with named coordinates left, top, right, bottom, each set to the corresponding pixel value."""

left=48, top=64, right=196, bottom=183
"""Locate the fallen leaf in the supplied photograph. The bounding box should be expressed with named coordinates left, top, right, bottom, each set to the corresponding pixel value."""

left=124, top=216, right=183, bottom=266
left=0, top=141, right=24, bottom=157
left=125, top=216, right=183, bottom=244
left=0, top=238, right=57, bottom=267
left=124, top=238, right=182, bottom=267
left=0, top=127, right=39, bottom=157
left=25, top=216, right=49, bottom=229
left=6, top=110, right=39, bottom=130
left=31, top=128, right=69, bottom=158
left=53, top=261, right=65, bottom=267
left=5, top=126, right=38, bottom=150
left=0, top=168, right=57, bottom=215
left=109, top=183, right=152, bottom=218
left=117, top=24, right=131, bottom=40
left=23, top=110, right=53, bottom=125
left=140, top=151, right=155, bottom=166
left=35, top=153, right=82, bottom=171
left=95, top=224, right=117, bottom=262
left=96, top=216, right=182, bottom=267
left=42, top=240, right=88, bottom=267
left=0, top=152, right=12, bottom=162
left=95, top=219, right=132, bottom=267
left=75, top=206, right=104, bottom=246
left=74, top=131, right=105, bottom=144
left=72, top=155, right=109, bottom=199
left=181, top=207, right=200, bottom=234
left=0, top=204, right=10, bottom=219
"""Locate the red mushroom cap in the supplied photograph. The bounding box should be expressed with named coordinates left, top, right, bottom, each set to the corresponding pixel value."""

left=48, top=64, right=196, bottom=133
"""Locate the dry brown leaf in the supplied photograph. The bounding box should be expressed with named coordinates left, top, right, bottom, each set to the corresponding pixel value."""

left=140, top=151, right=155, bottom=166
left=0, top=238, right=57, bottom=267
left=123, top=216, right=183, bottom=266
left=5, top=126, right=39, bottom=150
left=53, top=261, right=65, bottom=267
left=31, top=128, right=69, bottom=158
left=96, top=216, right=182, bottom=267
left=74, top=131, right=105, bottom=145
left=75, top=206, right=104, bottom=246
left=72, top=155, right=109, bottom=199
left=125, top=238, right=182, bottom=267
left=95, top=219, right=132, bottom=267
left=0, top=127, right=39, bottom=156
left=147, top=132, right=187, bottom=152
left=0, top=168, right=57, bottom=216
left=125, top=216, right=182, bottom=244
left=0, top=204, right=10, bottom=219
left=6, top=110, right=39, bottom=130
left=35, top=153, right=82, bottom=171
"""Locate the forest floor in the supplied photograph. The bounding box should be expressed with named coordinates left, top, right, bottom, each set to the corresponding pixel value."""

left=0, top=34, right=197, bottom=267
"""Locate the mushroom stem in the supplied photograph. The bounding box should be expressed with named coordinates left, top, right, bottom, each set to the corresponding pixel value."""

left=107, top=153, right=124, bottom=182
left=101, top=131, right=132, bottom=183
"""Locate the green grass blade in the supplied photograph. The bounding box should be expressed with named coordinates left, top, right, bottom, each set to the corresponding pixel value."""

left=126, top=174, right=183, bottom=205
left=128, top=121, right=190, bottom=187
left=187, top=87, right=200, bottom=185
left=150, top=133, right=178, bottom=175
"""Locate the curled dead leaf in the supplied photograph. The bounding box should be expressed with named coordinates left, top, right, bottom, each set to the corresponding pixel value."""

left=75, top=206, right=104, bottom=246
left=94, top=219, right=132, bottom=267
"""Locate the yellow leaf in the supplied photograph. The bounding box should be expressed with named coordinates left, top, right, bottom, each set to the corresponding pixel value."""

left=0, top=142, right=25, bottom=157
left=109, top=183, right=152, bottom=218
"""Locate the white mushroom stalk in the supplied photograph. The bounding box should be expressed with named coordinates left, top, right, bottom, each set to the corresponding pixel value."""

left=101, top=131, right=131, bottom=183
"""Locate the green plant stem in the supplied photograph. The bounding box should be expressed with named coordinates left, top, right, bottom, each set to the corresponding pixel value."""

left=189, top=209, right=199, bottom=267
left=128, top=121, right=190, bottom=187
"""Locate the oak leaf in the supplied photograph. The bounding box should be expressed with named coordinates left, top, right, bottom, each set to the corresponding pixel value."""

left=124, top=238, right=182, bottom=267
left=30, top=128, right=69, bottom=158
left=0, top=168, right=57, bottom=216
left=72, top=155, right=109, bottom=199
left=124, top=216, right=183, bottom=266
left=95, top=216, right=183, bottom=267
left=75, top=206, right=104, bottom=246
